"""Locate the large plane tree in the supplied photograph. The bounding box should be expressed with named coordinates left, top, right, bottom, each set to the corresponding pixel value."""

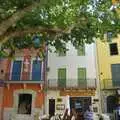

left=0, top=0, right=120, bottom=58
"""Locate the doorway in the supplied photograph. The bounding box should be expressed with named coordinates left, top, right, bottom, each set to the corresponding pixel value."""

left=49, top=99, right=55, bottom=117
left=18, top=94, right=32, bottom=114
left=70, top=97, right=91, bottom=112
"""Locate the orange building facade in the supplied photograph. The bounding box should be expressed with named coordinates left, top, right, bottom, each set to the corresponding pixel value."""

left=1, top=49, right=47, bottom=120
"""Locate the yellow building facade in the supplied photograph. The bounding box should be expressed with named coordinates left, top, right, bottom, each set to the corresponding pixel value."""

left=96, top=35, right=120, bottom=114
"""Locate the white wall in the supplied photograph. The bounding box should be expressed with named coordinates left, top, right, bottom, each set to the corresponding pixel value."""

left=46, top=43, right=100, bottom=114
left=46, top=90, right=68, bottom=115
left=48, top=43, right=97, bottom=86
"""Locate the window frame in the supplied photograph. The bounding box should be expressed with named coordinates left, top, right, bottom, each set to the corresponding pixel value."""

left=77, top=45, right=85, bottom=56
left=10, top=59, right=23, bottom=81
left=58, top=68, right=66, bottom=88
left=18, top=93, right=32, bottom=114
left=109, top=43, right=118, bottom=56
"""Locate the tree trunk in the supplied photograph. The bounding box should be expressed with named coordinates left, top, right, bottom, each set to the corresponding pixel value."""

left=0, top=0, right=48, bottom=37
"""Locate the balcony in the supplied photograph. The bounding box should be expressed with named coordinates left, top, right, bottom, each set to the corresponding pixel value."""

left=3, top=73, right=44, bottom=84
left=102, top=79, right=120, bottom=90
left=47, top=79, right=96, bottom=90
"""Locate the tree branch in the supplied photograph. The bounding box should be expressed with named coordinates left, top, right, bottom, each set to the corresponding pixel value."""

left=0, top=0, right=48, bottom=37
left=0, top=26, right=64, bottom=44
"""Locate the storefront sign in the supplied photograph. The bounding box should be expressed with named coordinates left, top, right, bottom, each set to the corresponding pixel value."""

left=60, top=89, right=95, bottom=96
left=56, top=104, right=65, bottom=110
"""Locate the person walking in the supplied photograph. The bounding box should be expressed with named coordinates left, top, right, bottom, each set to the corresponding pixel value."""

left=84, top=107, right=93, bottom=120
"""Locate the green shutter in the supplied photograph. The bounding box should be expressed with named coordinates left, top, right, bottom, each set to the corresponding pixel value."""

left=58, top=68, right=66, bottom=88
left=77, top=45, right=85, bottom=56
left=78, top=68, right=86, bottom=87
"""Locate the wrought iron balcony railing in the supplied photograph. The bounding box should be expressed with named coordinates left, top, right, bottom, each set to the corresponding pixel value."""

left=3, top=73, right=44, bottom=84
left=102, top=79, right=120, bottom=89
left=47, top=79, right=97, bottom=89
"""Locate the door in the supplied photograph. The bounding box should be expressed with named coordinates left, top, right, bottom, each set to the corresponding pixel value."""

left=49, top=99, right=55, bottom=117
left=11, top=61, right=22, bottom=81
left=32, top=60, right=42, bottom=81
left=58, top=68, right=66, bottom=88
left=78, top=68, right=86, bottom=88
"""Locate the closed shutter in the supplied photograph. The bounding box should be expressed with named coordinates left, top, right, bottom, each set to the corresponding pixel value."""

left=111, top=64, right=120, bottom=86
left=78, top=68, right=86, bottom=88
left=58, top=68, right=66, bottom=88
left=32, top=60, right=42, bottom=81
left=11, top=60, right=22, bottom=81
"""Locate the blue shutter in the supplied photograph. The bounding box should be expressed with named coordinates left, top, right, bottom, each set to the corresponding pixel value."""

left=11, top=61, right=22, bottom=81
left=111, top=64, right=120, bottom=86
left=32, top=60, right=42, bottom=81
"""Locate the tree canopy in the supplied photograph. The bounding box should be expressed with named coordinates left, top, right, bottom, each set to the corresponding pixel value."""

left=0, top=0, right=120, bottom=58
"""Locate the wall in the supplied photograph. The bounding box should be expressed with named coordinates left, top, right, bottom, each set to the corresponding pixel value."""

left=46, top=90, right=67, bottom=115
left=47, top=42, right=100, bottom=114
left=0, top=59, right=9, bottom=120
left=3, top=84, right=44, bottom=120
left=96, top=35, right=120, bottom=112
left=48, top=43, right=97, bottom=86
left=96, top=35, right=120, bottom=88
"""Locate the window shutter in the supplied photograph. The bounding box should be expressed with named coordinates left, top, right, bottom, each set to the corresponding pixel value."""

left=11, top=60, right=22, bottom=81
left=32, top=60, right=42, bottom=81
left=78, top=68, right=86, bottom=87
left=58, top=68, right=66, bottom=87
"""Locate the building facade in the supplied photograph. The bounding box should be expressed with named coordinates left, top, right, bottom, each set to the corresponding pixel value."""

left=0, top=59, right=8, bottom=120
left=1, top=49, right=46, bottom=120
left=96, top=35, right=120, bottom=114
left=46, top=42, right=100, bottom=117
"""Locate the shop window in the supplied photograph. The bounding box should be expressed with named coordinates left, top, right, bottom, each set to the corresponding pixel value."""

left=18, top=94, right=32, bottom=114
left=109, top=43, right=118, bottom=55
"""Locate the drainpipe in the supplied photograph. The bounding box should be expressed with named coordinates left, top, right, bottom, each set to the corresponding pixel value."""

left=0, top=61, right=5, bottom=120
left=43, top=46, right=48, bottom=115
left=95, top=41, right=103, bottom=114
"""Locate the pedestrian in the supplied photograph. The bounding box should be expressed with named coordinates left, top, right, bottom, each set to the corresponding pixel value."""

left=84, top=107, right=93, bottom=120
left=116, top=104, right=120, bottom=120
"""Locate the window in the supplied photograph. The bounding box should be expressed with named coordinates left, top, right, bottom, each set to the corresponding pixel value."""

left=111, top=64, right=120, bottom=86
left=78, top=68, right=86, bottom=87
left=18, top=94, right=32, bottom=114
left=58, top=68, right=66, bottom=88
left=11, top=60, right=22, bottom=81
left=11, top=60, right=42, bottom=81
left=77, top=45, right=85, bottom=56
left=58, top=50, right=66, bottom=56
left=109, top=43, right=118, bottom=55
left=32, top=60, right=42, bottom=81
